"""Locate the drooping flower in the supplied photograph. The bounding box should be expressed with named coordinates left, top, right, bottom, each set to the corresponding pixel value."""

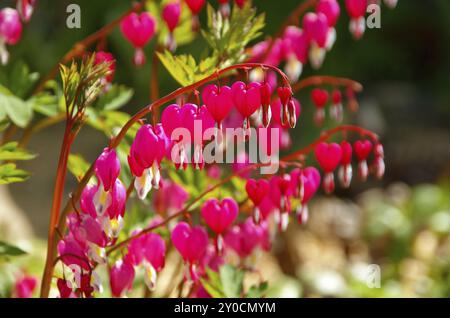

left=162, top=1, right=181, bottom=50
left=231, top=81, right=261, bottom=134
left=291, top=167, right=321, bottom=224
left=303, top=12, right=329, bottom=69
left=109, top=259, right=135, bottom=298
left=0, top=8, right=22, bottom=64
left=345, top=0, right=367, bottom=39
left=315, top=142, right=342, bottom=193
left=153, top=179, right=189, bottom=217
left=338, top=140, right=353, bottom=187
left=245, top=179, right=270, bottom=224
left=330, top=88, right=343, bottom=122
left=171, top=222, right=209, bottom=281
left=125, top=232, right=166, bottom=291
left=16, top=0, right=36, bottom=22
left=120, top=12, right=157, bottom=66
left=311, top=88, right=329, bottom=126
left=93, top=148, right=120, bottom=216
left=201, top=198, right=239, bottom=252
left=13, top=274, right=37, bottom=298
left=184, top=0, right=205, bottom=30
left=128, top=124, right=167, bottom=199
left=354, top=139, right=373, bottom=181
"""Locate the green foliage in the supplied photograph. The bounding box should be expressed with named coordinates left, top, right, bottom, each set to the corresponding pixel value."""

left=158, top=3, right=265, bottom=86
left=0, top=163, right=30, bottom=184
left=0, top=85, right=33, bottom=128
left=68, top=153, right=90, bottom=181
left=0, top=142, right=36, bottom=161
left=93, top=84, right=133, bottom=111
left=0, top=142, right=35, bottom=184
left=201, top=264, right=267, bottom=298
left=60, top=54, right=111, bottom=115
left=157, top=51, right=218, bottom=86
left=202, top=3, right=265, bottom=65
left=0, top=241, right=27, bottom=258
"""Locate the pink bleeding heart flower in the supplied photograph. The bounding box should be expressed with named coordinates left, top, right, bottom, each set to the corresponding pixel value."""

left=224, top=218, right=271, bottom=258
left=315, top=142, right=342, bottom=173
left=162, top=1, right=181, bottom=33
left=277, top=86, right=292, bottom=107
left=109, top=259, right=135, bottom=298
left=185, top=0, right=206, bottom=15
left=106, top=179, right=126, bottom=219
left=315, top=142, right=342, bottom=194
left=95, top=148, right=120, bottom=192
left=0, top=8, right=22, bottom=45
left=354, top=140, right=373, bottom=160
left=154, top=179, right=189, bottom=216
left=303, top=12, right=329, bottom=48
left=345, top=0, right=367, bottom=39
left=311, top=88, right=329, bottom=126
left=202, top=84, right=234, bottom=126
left=14, top=274, right=37, bottom=298
left=201, top=198, right=239, bottom=235
left=283, top=26, right=309, bottom=64
left=235, top=0, right=246, bottom=8
left=311, top=88, right=329, bottom=108
left=246, top=178, right=270, bottom=224
left=16, top=0, right=36, bottom=22
left=128, top=124, right=167, bottom=199
left=94, top=51, right=116, bottom=83
left=57, top=279, right=76, bottom=298
left=300, top=167, right=321, bottom=203
left=290, top=167, right=321, bottom=224
left=171, top=222, right=209, bottom=264
left=57, top=234, right=90, bottom=271
left=354, top=139, right=373, bottom=181
left=80, top=184, right=99, bottom=218
left=231, top=81, right=262, bottom=119
left=317, top=0, right=341, bottom=27
left=125, top=232, right=166, bottom=289
left=338, top=140, right=353, bottom=187
left=345, top=0, right=367, bottom=18
left=245, top=179, right=270, bottom=207
left=269, top=174, right=294, bottom=230
left=120, top=12, right=156, bottom=66
left=270, top=97, right=301, bottom=129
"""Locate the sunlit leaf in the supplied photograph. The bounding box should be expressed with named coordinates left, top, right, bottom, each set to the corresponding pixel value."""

left=0, top=241, right=27, bottom=257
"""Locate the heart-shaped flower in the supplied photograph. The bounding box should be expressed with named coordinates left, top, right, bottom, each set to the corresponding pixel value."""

left=340, top=140, right=353, bottom=165
left=345, top=0, right=367, bottom=18
left=185, top=0, right=206, bottom=15
left=201, top=198, right=239, bottom=234
left=245, top=179, right=270, bottom=207
left=109, top=259, right=135, bottom=298
left=354, top=140, right=373, bottom=160
left=202, top=84, right=234, bottom=124
left=162, top=2, right=181, bottom=33
left=311, top=88, right=329, bottom=108
left=315, top=142, right=343, bottom=172
left=277, top=86, right=292, bottom=106
left=317, top=0, right=341, bottom=27
left=95, top=148, right=120, bottom=192
left=171, top=222, right=209, bottom=263
left=231, top=81, right=262, bottom=118
left=303, top=12, right=329, bottom=48
left=301, top=167, right=321, bottom=203
left=120, top=12, right=156, bottom=48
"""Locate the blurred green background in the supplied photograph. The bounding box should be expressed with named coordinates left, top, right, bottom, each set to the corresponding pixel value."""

left=1, top=0, right=450, bottom=297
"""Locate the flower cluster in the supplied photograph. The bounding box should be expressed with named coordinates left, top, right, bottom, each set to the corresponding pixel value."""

left=56, top=149, right=127, bottom=297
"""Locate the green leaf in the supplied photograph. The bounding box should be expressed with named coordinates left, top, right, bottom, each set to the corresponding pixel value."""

left=0, top=241, right=27, bottom=257
left=220, top=264, right=245, bottom=298
left=68, top=153, right=90, bottom=180
left=0, top=87, right=33, bottom=127
left=202, top=3, right=265, bottom=66
left=246, top=282, right=269, bottom=298
left=0, top=142, right=36, bottom=161
left=0, top=163, right=30, bottom=184
left=201, top=268, right=226, bottom=298
left=9, top=61, right=39, bottom=98
left=157, top=50, right=218, bottom=86
left=94, top=84, right=134, bottom=111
